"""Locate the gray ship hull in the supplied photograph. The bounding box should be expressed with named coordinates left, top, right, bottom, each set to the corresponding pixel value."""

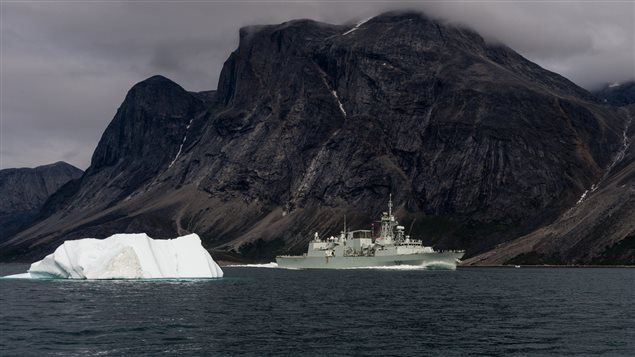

left=276, top=251, right=463, bottom=270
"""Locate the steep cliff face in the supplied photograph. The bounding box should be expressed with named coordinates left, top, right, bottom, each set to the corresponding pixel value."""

left=465, top=106, right=635, bottom=265
left=1, top=12, right=630, bottom=262
left=37, top=76, right=207, bottom=215
left=0, top=162, right=82, bottom=241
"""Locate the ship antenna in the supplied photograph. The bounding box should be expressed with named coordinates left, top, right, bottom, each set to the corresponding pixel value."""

left=388, top=193, right=393, bottom=218
left=344, top=214, right=347, bottom=233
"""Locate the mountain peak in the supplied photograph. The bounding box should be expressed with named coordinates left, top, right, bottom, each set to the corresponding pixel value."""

left=89, top=75, right=203, bottom=171
left=371, top=10, right=429, bottom=22
left=127, top=75, right=186, bottom=96
left=137, top=74, right=177, bottom=85
left=35, top=161, right=81, bottom=172
left=116, top=75, right=203, bottom=114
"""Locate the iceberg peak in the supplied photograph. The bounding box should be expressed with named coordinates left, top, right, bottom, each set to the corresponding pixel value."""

left=24, top=233, right=223, bottom=279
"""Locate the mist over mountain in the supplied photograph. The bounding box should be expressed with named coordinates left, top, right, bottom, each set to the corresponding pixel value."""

left=1, top=12, right=632, bottom=264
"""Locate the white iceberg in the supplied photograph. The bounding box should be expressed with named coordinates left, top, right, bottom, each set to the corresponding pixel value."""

left=20, top=233, right=223, bottom=279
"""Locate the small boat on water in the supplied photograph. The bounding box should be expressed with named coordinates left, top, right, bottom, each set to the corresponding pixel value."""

left=276, top=195, right=465, bottom=269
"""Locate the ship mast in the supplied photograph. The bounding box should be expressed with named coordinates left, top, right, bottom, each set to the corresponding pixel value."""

left=388, top=193, right=394, bottom=240
left=378, top=194, right=395, bottom=241
left=344, top=214, right=347, bottom=234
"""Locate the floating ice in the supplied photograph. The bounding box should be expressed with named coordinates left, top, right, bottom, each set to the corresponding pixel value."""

left=11, top=233, right=223, bottom=280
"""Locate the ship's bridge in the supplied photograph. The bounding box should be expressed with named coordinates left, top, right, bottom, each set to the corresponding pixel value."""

left=346, top=230, right=373, bottom=239
left=345, top=230, right=373, bottom=253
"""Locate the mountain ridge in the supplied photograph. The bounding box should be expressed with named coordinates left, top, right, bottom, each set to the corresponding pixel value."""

left=0, top=162, right=83, bottom=242
left=1, top=11, right=631, bottom=263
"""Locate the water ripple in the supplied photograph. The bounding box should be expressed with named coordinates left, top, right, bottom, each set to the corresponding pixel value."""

left=0, top=264, right=633, bottom=356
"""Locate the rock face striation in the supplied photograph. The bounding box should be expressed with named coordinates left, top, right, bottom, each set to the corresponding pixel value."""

left=0, top=162, right=82, bottom=242
left=1, top=12, right=632, bottom=263
left=465, top=105, right=635, bottom=265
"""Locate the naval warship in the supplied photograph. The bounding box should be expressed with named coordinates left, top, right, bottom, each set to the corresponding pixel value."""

left=276, top=196, right=464, bottom=269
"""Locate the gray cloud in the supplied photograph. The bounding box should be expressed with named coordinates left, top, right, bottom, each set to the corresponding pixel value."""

left=1, top=1, right=633, bottom=170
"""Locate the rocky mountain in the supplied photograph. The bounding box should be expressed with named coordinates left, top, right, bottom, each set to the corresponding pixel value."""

left=0, top=162, right=82, bottom=242
left=593, top=81, right=635, bottom=106
left=1, top=12, right=631, bottom=263
left=465, top=106, right=634, bottom=265
left=466, top=86, right=635, bottom=265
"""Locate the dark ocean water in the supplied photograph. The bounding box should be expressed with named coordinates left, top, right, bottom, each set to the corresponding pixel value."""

left=0, top=264, right=633, bottom=356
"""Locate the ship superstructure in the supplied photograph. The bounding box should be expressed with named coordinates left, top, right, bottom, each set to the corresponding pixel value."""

left=276, top=195, right=464, bottom=269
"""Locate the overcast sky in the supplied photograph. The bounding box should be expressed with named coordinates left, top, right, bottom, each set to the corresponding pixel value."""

left=1, top=1, right=633, bottom=170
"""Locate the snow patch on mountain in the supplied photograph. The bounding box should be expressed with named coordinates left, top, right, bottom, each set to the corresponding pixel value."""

left=342, top=17, right=372, bottom=36
left=168, top=119, right=193, bottom=169
left=331, top=90, right=347, bottom=117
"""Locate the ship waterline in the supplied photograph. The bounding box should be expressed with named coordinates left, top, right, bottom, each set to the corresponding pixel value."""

left=276, top=251, right=464, bottom=269
left=276, top=195, right=464, bottom=269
